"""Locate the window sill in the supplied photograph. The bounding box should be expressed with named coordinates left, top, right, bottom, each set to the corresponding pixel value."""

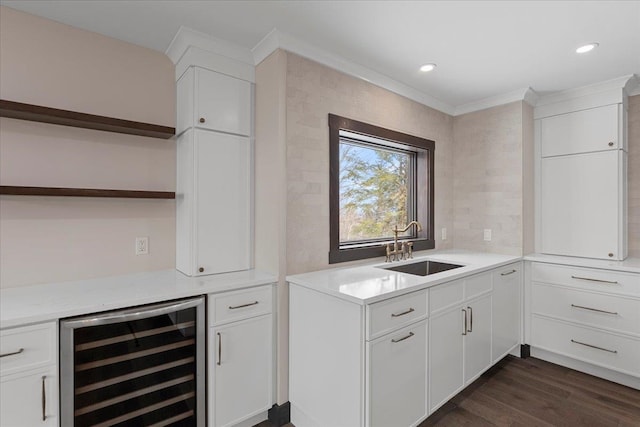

left=329, top=238, right=435, bottom=264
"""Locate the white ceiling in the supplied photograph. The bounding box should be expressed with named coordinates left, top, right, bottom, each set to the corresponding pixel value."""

left=2, top=1, right=639, bottom=110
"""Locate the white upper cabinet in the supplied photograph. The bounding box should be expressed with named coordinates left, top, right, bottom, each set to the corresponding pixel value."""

left=177, top=66, right=252, bottom=137
left=176, top=129, right=251, bottom=276
left=540, top=104, right=621, bottom=157
left=540, top=150, right=624, bottom=260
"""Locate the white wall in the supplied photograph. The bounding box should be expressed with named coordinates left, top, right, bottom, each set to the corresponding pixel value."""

left=0, top=6, right=176, bottom=288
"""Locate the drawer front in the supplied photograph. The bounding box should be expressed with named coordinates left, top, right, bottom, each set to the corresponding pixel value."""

left=464, top=271, right=492, bottom=300
left=532, top=263, right=639, bottom=297
left=1, top=322, right=56, bottom=376
left=531, top=316, right=640, bottom=376
left=532, top=284, right=640, bottom=336
left=209, top=285, right=273, bottom=326
left=429, top=279, right=463, bottom=313
left=367, top=290, right=428, bottom=340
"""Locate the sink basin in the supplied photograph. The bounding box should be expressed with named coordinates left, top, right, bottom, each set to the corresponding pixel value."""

left=381, top=260, right=463, bottom=276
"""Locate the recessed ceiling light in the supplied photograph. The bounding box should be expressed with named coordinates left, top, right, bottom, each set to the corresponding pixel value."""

left=420, top=63, right=437, bottom=72
left=576, top=43, right=599, bottom=54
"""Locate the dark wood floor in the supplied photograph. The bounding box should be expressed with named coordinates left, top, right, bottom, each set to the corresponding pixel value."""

left=257, top=356, right=640, bottom=427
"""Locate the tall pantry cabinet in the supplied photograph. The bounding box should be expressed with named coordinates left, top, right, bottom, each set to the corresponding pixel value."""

left=537, top=98, right=628, bottom=260
left=176, top=66, right=253, bottom=276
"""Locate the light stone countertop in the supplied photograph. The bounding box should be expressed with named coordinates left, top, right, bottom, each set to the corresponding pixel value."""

left=1, top=269, right=276, bottom=329
left=286, top=250, right=522, bottom=305
left=524, top=253, right=640, bottom=274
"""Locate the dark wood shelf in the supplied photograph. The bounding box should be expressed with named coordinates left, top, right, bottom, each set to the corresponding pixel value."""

left=0, top=186, right=175, bottom=199
left=0, top=99, right=175, bottom=139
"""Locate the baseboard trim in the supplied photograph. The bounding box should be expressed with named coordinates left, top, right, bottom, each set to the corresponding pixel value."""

left=531, top=347, right=640, bottom=390
left=268, top=402, right=291, bottom=426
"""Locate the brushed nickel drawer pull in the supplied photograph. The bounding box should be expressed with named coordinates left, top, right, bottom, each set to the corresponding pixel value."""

left=571, top=339, right=617, bottom=354
left=391, top=332, right=414, bottom=343
left=217, top=332, right=222, bottom=366
left=0, top=348, right=24, bottom=358
left=571, top=304, right=618, bottom=315
left=571, top=275, right=618, bottom=284
left=467, top=306, right=473, bottom=332
left=42, top=375, right=46, bottom=421
left=462, top=309, right=467, bottom=336
left=391, top=307, right=415, bottom=317
left=228, top=301, right=259, bottom=310
left=501, top=269, right=517, bottom=276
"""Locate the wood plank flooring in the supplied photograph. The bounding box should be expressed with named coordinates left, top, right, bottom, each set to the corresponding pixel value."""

left=256, top=356, right=640, bottom=427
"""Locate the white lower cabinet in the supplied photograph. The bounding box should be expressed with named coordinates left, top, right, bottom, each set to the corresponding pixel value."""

left=491, top=264, right=522, bottom=362
left=289, top=261, right=523, bottom=427
left=208, top=285, right=274, bottom=427
left=527, top=261, right=640, bottom=387
left=0, top=366, right=58, bottom=427
left=463, top=294, right=492, bottom=384
left=429, top=292, right=492, bottom=413
left=429, top=306, right=464, bottom=412
left=367, top=320, right=427, bottom=427
left=0, top=322, right=58, bottom=427
left=211, top=315, right=273, bottom=427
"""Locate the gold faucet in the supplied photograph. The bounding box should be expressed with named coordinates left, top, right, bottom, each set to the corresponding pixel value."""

left=385, top=221, right=423, bottom=262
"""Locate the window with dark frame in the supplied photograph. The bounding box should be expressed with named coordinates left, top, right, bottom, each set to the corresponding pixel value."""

left=329, top=114, right=435, bottom=264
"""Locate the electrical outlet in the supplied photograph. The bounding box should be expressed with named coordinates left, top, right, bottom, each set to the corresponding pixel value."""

left=441, top=227, right=447, bottom=240
left=483, top=229, right=492, bottom=242
left=135, top=237, right=148, bottom=255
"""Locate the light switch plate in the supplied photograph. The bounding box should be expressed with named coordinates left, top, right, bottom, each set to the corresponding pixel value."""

left=483, top=229, right=492, bottom=241
left=441, top=227, right=447, bottom=240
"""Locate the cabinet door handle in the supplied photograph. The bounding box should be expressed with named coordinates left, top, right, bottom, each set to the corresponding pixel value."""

left=501, top=269, right=517, bottom=276
left=217, top=332, right=222, bottom=366
left=391, top=307, right=415, bottom=317
left=571, top=304, right=618, bottom=315
left=229, top=301, right=259, bottom=310
left=467, top=306, right=473, bottom=332
left=462, top=309, right=467, bottom=335
left=199, top=117, right=206, bottom=123
left=571, top=339, right=617, bottom=354
left=0, top=348, right=24, bottom=358
left=571, top=275, right=618, bottom=284
left=391, top=332, right=414, bottom=343
left=41, top=375, right=47, bottom=421
left=608, top=142, right=614, bottom=147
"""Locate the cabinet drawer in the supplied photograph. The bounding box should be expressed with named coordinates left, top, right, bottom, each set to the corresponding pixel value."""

left=209, top=285, right=273, bottom=326
left=430, top=279, right=463, bottom=313
left=531, top=316, right=640, bottom=376
left=1, top=322, right=56, bottom=376
left=367, top=290, right=428, bottom=340
left=532, top=263, right=639, bottom=297
left=532, top=284, right=640, bottom=336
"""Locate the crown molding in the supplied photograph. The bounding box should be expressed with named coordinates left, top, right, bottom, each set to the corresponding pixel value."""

left=165, top=26, right=254, bottom=66
left=454, top=87, right=537, bottom=116
left=252, top=29, right=456, bottom=116
left=535, top=74, right=636, bottom=107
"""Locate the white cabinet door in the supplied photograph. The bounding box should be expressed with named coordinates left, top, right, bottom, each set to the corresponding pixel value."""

left=541, top=104, right=619, bottom=157
left=464, top=294, right=492, bottom=384
left=195, top=130, right=251, bottom=275
left=1, top=367, right=58, bottom=427
left=196, top=68, right=251, bottom=136
left=492, top=265, right=521, bottom=362
left=368, top=320, right=427, bottom=427
left=211, top=315, right=272, bottom=427
left=429, top=307, right=464, bottom=413
left=540, top=150, right=622, bottom=260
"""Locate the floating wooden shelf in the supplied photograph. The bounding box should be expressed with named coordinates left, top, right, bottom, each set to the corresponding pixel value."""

left=0, top=186, right=175, bottom=199
left=0, top=99, right=175, bottom=139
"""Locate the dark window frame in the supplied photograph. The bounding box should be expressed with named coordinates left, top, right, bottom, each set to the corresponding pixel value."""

left=329, top=114, right=435, bottom=264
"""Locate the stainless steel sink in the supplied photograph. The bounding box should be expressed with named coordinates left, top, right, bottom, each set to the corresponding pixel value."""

left=381, top=260, right=463, bottom=276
